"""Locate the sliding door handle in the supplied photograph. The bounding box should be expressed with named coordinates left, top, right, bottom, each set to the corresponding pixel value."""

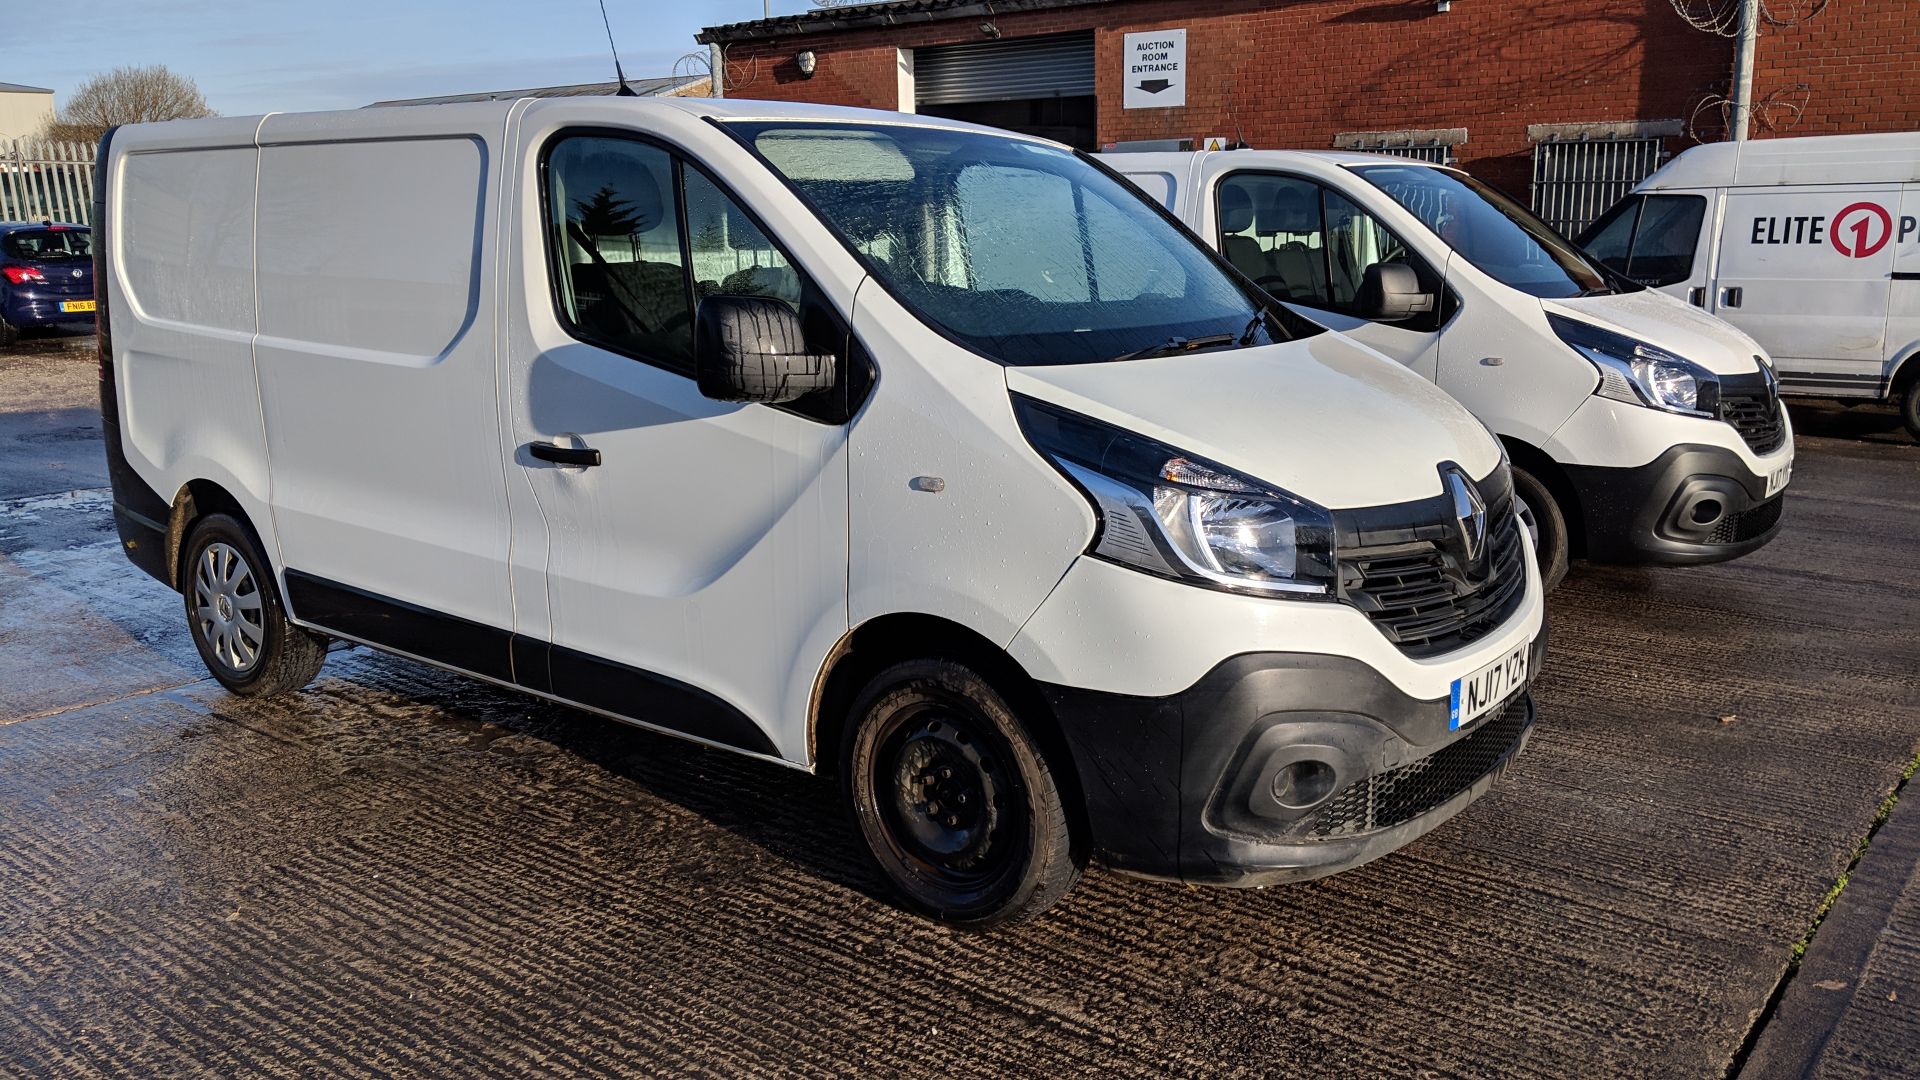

left=528, top=441, right=601, bottom=467
left=1718, top=285, right=1743, bottom=309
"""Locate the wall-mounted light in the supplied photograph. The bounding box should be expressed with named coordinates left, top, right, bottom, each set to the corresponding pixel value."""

left=796, top=50, right=818, bottom=77
left=1435, top=0, right=1451, bottom=11
left=980, top=21, right=1001, bottom=39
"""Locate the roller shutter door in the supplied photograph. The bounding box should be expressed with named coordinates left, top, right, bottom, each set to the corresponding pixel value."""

left=914, top=32, right=1095, bottom=106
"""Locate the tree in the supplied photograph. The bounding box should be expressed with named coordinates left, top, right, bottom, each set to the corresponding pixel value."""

left=44, top=66, right=215, bottom=145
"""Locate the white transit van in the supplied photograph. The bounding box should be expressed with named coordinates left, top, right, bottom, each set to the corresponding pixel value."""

left=99, top=100, right=1543, bottom=926
left=1577, top=132, right=1920, bottom=439
left=1108, top=151, right=1795, bottom=588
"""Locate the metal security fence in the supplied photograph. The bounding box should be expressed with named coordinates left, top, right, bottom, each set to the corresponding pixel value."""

left=1, top=140, right=97, bottom=226
left=1530, top=137, right=1665, bottom=237
left=1343, top=142, right=1454, bottom=165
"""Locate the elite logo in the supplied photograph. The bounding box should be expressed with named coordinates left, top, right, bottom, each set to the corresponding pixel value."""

left=1750, top=201, right=1916, bottom=259
left=1831, top=202, right=1893, bottom=258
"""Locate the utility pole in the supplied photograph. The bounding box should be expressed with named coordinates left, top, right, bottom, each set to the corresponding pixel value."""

left=1730, top=0, right=1758, bottom=141
left=710, top=42, right=726, bottom=98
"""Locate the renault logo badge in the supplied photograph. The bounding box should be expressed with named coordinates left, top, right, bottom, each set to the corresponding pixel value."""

left=1445, top=467, right=1487, bottom=562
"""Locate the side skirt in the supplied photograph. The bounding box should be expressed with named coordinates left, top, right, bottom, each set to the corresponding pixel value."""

left=282, top=569, right=786, bottom=763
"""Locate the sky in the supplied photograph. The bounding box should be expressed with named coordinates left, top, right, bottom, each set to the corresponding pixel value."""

left=0, top=0, right=823, bottom=114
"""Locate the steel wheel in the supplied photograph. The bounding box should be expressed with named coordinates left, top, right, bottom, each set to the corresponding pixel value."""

left=876, top=705, right=1018, bottom=891
left=844, top=660, right=1082, bottom=927
left=192, top=541, right=265, bottom=673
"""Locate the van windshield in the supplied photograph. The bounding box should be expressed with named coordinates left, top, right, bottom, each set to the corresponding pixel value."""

left=1351, top=164, right=1613, bottom=299
left=725, top=121, right=1313, bottom=366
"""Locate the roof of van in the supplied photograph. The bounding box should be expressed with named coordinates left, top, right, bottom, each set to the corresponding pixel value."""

left=112, top=96, right=1046, bottom=146
left=1639, top=132, right=1920, bottom=190
left=1098, top=148, right=1448, bottom=171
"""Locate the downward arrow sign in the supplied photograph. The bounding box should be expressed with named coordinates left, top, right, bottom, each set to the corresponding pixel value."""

left=1137, top=78, right=1173, bottom=94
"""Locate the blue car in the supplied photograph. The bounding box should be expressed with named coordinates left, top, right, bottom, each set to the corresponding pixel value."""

left=1, top=221, right=94, bottom=345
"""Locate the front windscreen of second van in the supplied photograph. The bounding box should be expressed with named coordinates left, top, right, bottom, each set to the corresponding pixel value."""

left=1353, top=164, right=1617, bottom=300
left=726, top=121, right=1313, bottom=366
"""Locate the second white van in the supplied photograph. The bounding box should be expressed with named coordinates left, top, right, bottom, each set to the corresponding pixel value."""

left=100, top=100, right=1543, bottom=926
left=1109, top=150, right=1795, bottom=589
left=1578, top=132, right=1920, bottom=439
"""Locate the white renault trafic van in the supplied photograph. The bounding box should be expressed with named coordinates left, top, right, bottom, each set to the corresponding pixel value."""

left=1577, top=132, right=1920, bottom=439
left=99, top=100, right=1542, bottom=926
left=1109, top=151, right=1795, bottom=589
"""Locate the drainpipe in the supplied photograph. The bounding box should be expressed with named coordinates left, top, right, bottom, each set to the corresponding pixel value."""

left=1731, top=0, right=1758, bottom=141
left=710, top=42, right=725, bottom=98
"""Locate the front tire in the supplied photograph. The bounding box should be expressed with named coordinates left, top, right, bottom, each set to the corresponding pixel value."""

left=1902, top=383, right=1920, bottom=441
left=843, top=660, right=1082, bottom=928
left=182, top=514, right=328, bottom=696
left=1512, top=466, right=1570, bottom=592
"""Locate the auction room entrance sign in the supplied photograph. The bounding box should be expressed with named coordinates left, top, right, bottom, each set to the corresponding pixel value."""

left=1123, top=29, right=1187, bottom=109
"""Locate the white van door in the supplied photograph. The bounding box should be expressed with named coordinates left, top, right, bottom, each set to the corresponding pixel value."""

left=1210, top=169, right=1445, bottom=379
left=1888, top=185, right=1920, bottom=393
left=506, top=132, right=849, bottom=762
left=1715, top=186, right=1897, bottom=394
left=252, top=119, right=517, bottom=675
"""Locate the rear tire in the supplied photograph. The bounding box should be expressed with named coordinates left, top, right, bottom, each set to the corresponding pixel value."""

left=1902, top=383, right=1920, bottom=442
left=0, top=316, right=19, bottom=347
left=843, top=659, right=1082, bottom=928
left=1512, top=466, right=1569, bottom=592
left=182, top=514, right=328, bottom=697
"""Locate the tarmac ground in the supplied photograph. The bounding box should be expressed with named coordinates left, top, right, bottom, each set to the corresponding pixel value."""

left=2, top=333, right=1917, bottom=1078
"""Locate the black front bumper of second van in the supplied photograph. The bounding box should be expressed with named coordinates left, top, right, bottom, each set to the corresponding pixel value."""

left=1564, top=443, right=1786, bottom=566
left=1039, top=633, right=1545, bottom=888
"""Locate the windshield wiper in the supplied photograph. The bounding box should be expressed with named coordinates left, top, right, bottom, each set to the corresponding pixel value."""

left=1105, top=333, right=1237, bottom=364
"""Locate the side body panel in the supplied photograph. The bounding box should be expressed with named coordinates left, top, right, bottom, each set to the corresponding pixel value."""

left=1713, top=183, right=1897, bottom=396
left=845, top=281, right=1095, bottom=651
left=108, top=118, right=275, bottom=563
left=251, top=107, right=514, bottom=646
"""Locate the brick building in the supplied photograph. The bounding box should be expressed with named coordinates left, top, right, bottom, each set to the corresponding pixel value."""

left=696, top=0, right=1920, bottom=233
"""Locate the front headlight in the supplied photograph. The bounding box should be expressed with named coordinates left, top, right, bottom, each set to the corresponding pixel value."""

left=1013, top=395, right=1336, bottom=597
left=1549, top=313, right=1717, bottom=417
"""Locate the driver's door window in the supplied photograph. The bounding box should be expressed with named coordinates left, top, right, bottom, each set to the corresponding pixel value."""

left=544, top=136, right=694, bottom=373
left=1216, top=173, right=1326, bottom=304
left=1218, top=172, right=1442, bottom=330
left=1323, top=189, right=1414, bottom=311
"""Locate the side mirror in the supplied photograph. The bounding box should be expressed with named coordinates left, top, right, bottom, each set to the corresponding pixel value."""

left=694, top=295, right=835, bottom=404
left=1357, top=262, right=1435, bottom=323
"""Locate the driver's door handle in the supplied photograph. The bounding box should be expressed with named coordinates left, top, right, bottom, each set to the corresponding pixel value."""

left=528, top=441, right=601, bottom=467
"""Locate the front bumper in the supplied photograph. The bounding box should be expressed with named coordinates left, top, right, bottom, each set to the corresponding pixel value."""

left=1041, top=633, right=1545, bottom=887
left=1565, top=442, right=1787, bottom=566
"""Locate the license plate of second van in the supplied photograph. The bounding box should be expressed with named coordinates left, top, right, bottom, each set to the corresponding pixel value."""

left=1450, top=639, right=1529, bottom=731
left=1765, top=462, right=1791, bottom=498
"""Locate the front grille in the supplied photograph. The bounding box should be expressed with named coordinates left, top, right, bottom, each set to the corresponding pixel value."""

left=1709, top=494, right=1785, bottom=544
left=1715, top=371, right=1786, bottom=455
left=1340, top=489, right=1529, bottom=659
left=1305, top=693, right=1532, bottom=839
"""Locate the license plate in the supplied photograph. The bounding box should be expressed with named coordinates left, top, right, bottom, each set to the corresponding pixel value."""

left=1764, top=462, right=1791, bottom=498
left=1450, top=639, right=1530, bottom=731
left=59, top=300, right=95, bottom=313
